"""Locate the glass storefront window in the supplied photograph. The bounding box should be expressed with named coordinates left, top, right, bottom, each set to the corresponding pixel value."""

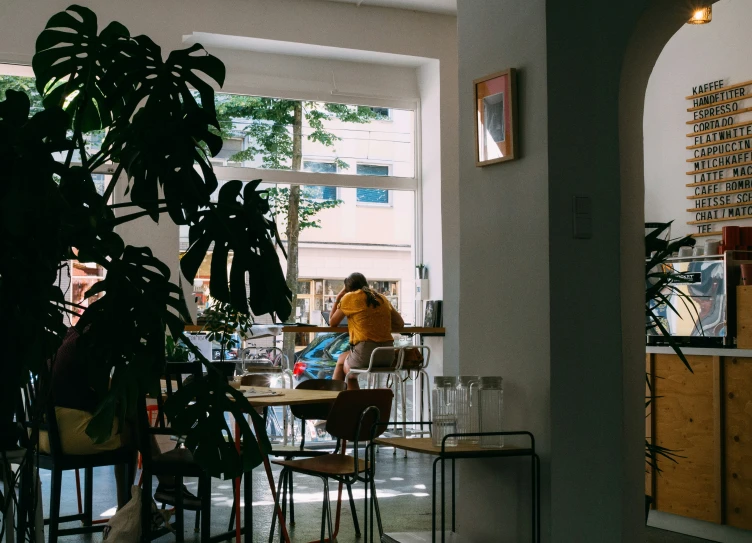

left=295, top=278, right=401, bottom=325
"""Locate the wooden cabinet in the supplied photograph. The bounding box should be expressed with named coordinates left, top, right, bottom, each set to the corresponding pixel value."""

left=647, top=353, right=752, bottom=529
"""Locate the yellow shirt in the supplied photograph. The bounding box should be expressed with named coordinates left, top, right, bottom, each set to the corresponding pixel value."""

left=339, top=290, right=394, bottom=345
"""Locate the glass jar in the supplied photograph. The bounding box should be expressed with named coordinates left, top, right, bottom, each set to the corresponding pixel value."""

left=478, top=376, right=504, bottom=448
left=456, top=376, right=480, bottom=443
left=432, top=376, right=458, bottom=447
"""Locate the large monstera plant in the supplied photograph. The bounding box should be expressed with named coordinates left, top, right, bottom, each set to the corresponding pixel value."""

left=0, top=3, right=291, bottom=500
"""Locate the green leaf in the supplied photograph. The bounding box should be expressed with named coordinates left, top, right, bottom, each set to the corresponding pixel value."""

left=181, top=181, right=292, bottom=321
left=33, top=5, right=132, bottom=132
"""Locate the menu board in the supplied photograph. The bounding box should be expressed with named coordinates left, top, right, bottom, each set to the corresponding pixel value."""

left=687, top=78, right=752, bottom=236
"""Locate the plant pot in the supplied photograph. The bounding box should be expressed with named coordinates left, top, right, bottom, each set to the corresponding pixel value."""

left=645, top=495, right=653, bottom=524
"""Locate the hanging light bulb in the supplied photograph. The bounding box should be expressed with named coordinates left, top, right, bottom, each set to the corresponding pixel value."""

left=688, top=5, right=712, bottom=25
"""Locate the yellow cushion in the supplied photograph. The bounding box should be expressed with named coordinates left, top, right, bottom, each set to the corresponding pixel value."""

left=38, top=407, right=122, bottom=455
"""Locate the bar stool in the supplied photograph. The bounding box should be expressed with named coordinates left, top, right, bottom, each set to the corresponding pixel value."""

left=346, top=347, right=408, bottom=443
left=396, top=344, right=432, bottom=435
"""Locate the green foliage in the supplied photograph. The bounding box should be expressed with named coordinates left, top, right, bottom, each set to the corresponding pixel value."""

left=215, top=95, right=379, bottom=169
left=644, top=222, right=697, bottom=474
left=266, top=186, right=343, bottom=230
left=0, top=75, right=44, bottom=115
left=165, top=336, right=191, bottom=362
left=202, top=300, right=254, bottom=358
left=0, top=5, right=292, bottom=480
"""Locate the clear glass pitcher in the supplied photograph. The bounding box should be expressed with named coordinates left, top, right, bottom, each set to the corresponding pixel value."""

left=478, top=376, right=504, bottom=448
left=456, top=376, right=480, bottom=443
left=432, top=376, right=458, bottom=447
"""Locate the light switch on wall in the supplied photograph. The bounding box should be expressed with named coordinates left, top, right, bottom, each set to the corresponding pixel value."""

left=573, top=196, right=592, bottom=239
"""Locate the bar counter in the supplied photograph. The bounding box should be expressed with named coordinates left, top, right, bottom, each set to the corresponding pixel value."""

left=183, top=324, right=446, bottom=335
left=645, top=346, right=752, bottom=532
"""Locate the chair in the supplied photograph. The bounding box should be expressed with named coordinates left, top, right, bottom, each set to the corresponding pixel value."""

left=268, top=389, right=394, bottom=543
left=139, top=362, right=211, bottom=543
left=17, top=377, right=136, bottom=543
left=273, top=379, right=353, bottom=531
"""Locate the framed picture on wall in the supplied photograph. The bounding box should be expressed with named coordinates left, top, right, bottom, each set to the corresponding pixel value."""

left=474, top=68, right=518, bottom=166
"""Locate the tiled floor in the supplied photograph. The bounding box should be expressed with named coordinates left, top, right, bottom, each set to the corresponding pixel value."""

left=25, top=449, right=711, bottom=542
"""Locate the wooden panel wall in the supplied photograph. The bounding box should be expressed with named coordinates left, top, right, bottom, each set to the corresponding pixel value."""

left=647, top=353, right=752, bottom=528
left=725, top=356, right=752, bottom=529
left=652, top=354, right=719, bottom=523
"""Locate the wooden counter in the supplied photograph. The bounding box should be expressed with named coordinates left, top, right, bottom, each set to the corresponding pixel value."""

left=183, top=324, right=445, bottom=335
left=646, top=351, right=752, bottom=529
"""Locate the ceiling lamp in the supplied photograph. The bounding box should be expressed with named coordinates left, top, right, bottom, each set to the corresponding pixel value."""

left=688, top=5, right=712, bottom=25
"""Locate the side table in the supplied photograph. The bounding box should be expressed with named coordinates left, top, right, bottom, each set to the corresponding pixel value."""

left=374, top=432, right=540, bottom=543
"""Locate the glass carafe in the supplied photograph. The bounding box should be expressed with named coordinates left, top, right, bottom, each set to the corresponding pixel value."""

left=478, top=376, right=504, bottom=448
left=432, top=376, right=458, bottom=447
left=456, top=376, right=480, bottom=443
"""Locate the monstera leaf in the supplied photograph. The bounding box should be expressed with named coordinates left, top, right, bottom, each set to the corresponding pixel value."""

left=108, top=36, right=224, bottom=122
left=164, top=368, right=271, bottom=478
left=33, top=4, right=131, bottom=132
left=76, top=244, right=192, bottom=437
left=180, top=180, right=292, bottom=321
left=106, top=104, right=222, bottom=224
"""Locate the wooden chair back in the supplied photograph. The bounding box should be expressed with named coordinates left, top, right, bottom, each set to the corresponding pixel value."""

left=290, top=379, right=346, bottom=422
left=325, top=389, right=393, bottom=442
left=154, top=361, right=204, bottom=429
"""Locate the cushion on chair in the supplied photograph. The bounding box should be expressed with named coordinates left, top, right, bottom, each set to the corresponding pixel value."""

left=38, top=407, right=122, bottom=455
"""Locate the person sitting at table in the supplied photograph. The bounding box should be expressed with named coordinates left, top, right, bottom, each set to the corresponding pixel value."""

left=329, top=272, right=404, bottom=389
left=46, top=324, right=200, bottom=508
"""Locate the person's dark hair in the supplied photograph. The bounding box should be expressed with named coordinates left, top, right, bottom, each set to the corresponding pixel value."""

left=345, top=272, right=383, bottom=308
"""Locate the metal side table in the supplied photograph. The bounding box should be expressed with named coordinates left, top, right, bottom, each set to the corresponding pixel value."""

left=374, top=431, right=540, bottom=543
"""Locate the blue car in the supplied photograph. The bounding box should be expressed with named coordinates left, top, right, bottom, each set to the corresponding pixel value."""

left=292, top=332, right=350, bottom=385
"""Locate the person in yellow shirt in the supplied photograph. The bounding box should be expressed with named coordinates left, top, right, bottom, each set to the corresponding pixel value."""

left=330, top=272, right=404, bottom=389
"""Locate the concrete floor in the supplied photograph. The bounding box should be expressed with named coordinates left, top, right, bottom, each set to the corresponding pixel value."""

left=33, top=449, right=710, bottom=543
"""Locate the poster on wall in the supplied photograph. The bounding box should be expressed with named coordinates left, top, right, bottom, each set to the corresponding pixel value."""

left=474, top=68, right=518, bottom=166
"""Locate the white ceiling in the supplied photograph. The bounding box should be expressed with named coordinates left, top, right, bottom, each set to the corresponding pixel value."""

left=325, top=0, right=456, bottom=15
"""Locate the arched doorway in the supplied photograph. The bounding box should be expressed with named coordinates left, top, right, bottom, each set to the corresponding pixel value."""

left=619, top=0, right=721, bottom=538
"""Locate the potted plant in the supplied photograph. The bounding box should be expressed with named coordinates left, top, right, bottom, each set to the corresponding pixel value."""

left=0, top=5, right=291, bottom=537
left=643, top=222, right=697, bottom=522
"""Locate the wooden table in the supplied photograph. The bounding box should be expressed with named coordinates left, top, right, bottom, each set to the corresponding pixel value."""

left=374, top=434, right=540, bottom=543
left=230, top=387, right=343, bottom=543
left=239, top=386, right=341, bottom=407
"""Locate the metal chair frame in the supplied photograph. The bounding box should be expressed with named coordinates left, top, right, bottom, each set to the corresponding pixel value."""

left=268, top=394, right=392, bottom=543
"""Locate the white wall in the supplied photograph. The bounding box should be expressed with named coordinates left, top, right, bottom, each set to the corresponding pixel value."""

left=456, top=0, right=660, bottom=541
left=644, top=0, right=752, bottom=239
left=456, top=0, right=550, bottom=541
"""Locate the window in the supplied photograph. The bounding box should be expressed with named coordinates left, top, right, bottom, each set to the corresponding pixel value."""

left=304, top=161, right=337, bottom=174
left=303, top=161, right=337, bottom=200
left=176, top=92, right=417, bottom=329
left=213, top=94, right=415, bottom=179
left=356, top=188, right=390, bottom=205
left=296, top=278, right=401, bottom=325
left=370, top=107, right=391, bottom=119
left=356, top=164, right=390, bottom=205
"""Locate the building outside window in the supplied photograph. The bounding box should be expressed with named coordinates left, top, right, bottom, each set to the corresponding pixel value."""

left=296, top=278, right=400, bottom=325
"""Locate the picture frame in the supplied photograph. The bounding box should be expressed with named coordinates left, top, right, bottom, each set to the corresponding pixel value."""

left=474, top=68, right=518, bottom=166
